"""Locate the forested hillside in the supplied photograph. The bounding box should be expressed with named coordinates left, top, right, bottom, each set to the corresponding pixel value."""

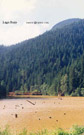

left=52, top=18, right=80, bottom=30
left=1, top=19, right=84, bottom=97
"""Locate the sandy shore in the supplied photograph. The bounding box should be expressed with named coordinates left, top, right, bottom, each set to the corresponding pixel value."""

left=0, top=96, right=84, bottom=133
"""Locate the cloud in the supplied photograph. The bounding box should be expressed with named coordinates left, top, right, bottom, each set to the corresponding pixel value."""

left=0, top=0, right=43, bottom=45
left=0, top=0, right=50, bottom=45
left=0, top=23, right=42, bottom=45
left=0, top=0, right=37, bottom=20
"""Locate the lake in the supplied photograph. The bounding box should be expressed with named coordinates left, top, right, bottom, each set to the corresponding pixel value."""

left=0, top=96, right=84, bottom=133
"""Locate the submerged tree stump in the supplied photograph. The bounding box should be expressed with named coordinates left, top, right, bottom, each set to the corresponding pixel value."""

left=15, top=114, right=18, bottom=118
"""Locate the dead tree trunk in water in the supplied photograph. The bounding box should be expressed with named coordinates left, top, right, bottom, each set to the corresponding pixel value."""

left=27, top=100, right=35, bottom=105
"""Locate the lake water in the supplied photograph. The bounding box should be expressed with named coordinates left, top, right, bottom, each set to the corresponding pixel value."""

left=0, top=96, right=84, bottom=134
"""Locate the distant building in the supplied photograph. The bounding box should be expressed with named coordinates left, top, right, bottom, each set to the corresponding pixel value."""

left=9, top=92, right=15, bottom=96
left=24, top=92, right=32, bottom=95
left=32, top=92, right=42, bottom=95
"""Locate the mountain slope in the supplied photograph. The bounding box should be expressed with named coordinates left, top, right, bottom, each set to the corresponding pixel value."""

left=1, top=19, right=84, bottom=97
left=52, top=18, right=81, bottom=30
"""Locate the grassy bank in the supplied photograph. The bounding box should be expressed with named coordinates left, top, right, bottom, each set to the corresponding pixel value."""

left=1, top=125, right=84, bottom=135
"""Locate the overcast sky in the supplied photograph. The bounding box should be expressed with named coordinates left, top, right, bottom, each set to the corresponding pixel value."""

left=0, top=0, right=84, bottom=46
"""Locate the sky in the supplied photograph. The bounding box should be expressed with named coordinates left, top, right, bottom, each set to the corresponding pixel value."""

left=0, top=0, right=84, bottom=46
